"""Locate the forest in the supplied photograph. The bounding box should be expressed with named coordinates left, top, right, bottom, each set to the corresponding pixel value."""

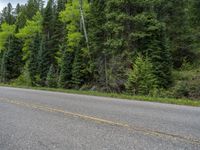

left=0, top=0, right=200, bottom=100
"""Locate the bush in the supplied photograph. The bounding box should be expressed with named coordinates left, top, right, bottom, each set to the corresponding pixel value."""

left=171, top=79, right=200, bottom=100
left=171, top=81, right=190, bottom=98
left=125, top=55, right=158, bottom=95
left=171, top=68, right=200, bottom=100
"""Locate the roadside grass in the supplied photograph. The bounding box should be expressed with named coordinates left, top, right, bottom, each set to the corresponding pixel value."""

left=0, top=83, right=200, bottom=107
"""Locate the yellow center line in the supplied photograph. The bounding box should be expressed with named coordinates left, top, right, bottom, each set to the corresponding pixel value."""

left=0, top=98, right=200, bottom=145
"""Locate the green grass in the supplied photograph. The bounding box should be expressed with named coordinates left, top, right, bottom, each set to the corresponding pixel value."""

left=0, top=83, right=200, bottom=107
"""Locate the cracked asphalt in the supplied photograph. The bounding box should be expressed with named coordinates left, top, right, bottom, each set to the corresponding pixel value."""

left=0, top=86, right=200, bottom=150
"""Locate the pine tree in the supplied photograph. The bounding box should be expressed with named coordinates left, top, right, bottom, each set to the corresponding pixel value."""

left=26, top=0, right=42, bottom=19
left=1, top=0, right=199, bottom=98
left=46, top=64, right=57, bottom=87
left=133, top=11, right=172, bottom=88
left=88, top=0, right=106, bottom=86
left=101, top=0, right=137, bottom=91
left=1, top=3, right=15, bottom=25
left=28, top=33, right=41, bottom=85
left=0, top=35, right=23, bottom=82
left=40, top=0, right=56, bottom=85
left=71, top=49, right=84, bottom=88
left=147, top=23, right=172, bottom=88
left=189, top=0, right=200, bottom=57
left=101, top=0, right=158, bottom=91
left=60, top=0, right=90, bottom=88
left=37, top=36, right=49, bottom=85
left=58, top=49, right=74, bottom=88
left=15, top=10, right=27, bottom=30
left=53, top=0, right=67, bottom=68
left=0, top=51, right=8, bottom=83
left=126, top=55, right=158, bottom=95
left=0, top=23, right=17, bottom=83
left=156, top=0, right=193, bottom=68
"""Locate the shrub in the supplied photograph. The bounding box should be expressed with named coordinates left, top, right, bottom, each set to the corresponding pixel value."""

left=125, top=55, right=158, bottom=95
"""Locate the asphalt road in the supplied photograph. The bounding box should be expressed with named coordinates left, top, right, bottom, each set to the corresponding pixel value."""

left=0, top=86, right=200, bottom=150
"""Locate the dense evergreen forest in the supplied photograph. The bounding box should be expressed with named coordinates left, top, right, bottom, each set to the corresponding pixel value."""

left=0, top=0, right=200, bottom=100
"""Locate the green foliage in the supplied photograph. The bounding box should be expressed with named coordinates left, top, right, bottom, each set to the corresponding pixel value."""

left=1, top=0, right=200, bottom=101
left=58, top=50, right=74, bottom=88
left=0, top=52, right=8, bottom=82
left=157, top=0, right=194, bottom=68
left=46, top=64, right=57, bottom=88
left=172, top=80, right=200, bottom=100
left=87, top=0, right=106, bottom=85
left=71, top=49, right=84, bottom=88
left=12, top=63, right=32, bottom=86
left=16, top=12, right=42, bottom=60
left=15, top=12, right=27, bottom=29
left=37, top=36, right=49, bottom=85
left=16, top=12, right=42, bottom=38
left=26, top=0, right=43, bottom=19
left=133, top=12, right=173, bottom=88
left=0, top=23, right=16, bottom=51
left=28, top=33, right=41, bottom=85
left=37, top=0, right=57, bottom=86
left=0, top=35, right=23, bottom=82
left=1, top=3, right=16, bottom=24
left=53, top=0, right=67, bottom=67
left=171, top=68, right=200, bottom=100
left=60, top=0, right=89, bottom=51
left=126, top=55, right=158, bottom=95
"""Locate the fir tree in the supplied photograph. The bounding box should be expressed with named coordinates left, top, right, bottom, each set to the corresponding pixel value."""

left=71, top=49, right=84, bottom=88
left=0, top=35, right=23, bottom=82
left=156, top=0, right=193, bottom=68
left=46, top=64, right=57, bottom=87
left=40, top=0, right=56, bottom=85
left=53, top=0, right=67, bottom=68
left=0, top=51, right=8, bottom=83
left=26, top=0, right=42, bottom=19
left=1, top=3, right=15, bottom=25
left=28, top=33, right=41, bottom=85
left=126, top=55, right=158, bottom=95
left=37, top=36, right=49, bottom=85
left=133, top=12, right=173, bottom=88
left=88, top=0, right=106, bottom=85
left=58, top=49, right=74, bottom=88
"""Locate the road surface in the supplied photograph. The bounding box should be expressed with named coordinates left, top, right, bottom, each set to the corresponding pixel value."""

left=0, top=86, right=200, bottom=150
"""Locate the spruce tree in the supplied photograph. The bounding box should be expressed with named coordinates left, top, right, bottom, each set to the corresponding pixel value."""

left=156, top=0, right=192, bottom=68
left=147, top=23, right=172, bottom=88
left=53, top=0, right=67, bottom=68
left=126, top=55, right=158, bottom=95
left=133, top=11, right=173, bottom=88
left=189, top=0, right=200, bottom=57
left=0, top=51, right=8, bottom=83
left=58, top=49, right=74, bottom=88
left=26, top=0, right=42, bottom=19
left=88, top=0, right=106, bottom=86
left=15, top=10, right=27, bottom=30
left=71, top=49, right=84, bottom=88
left=46, top=64, right=57, bottom=87
left=28, top=33, right=41, bottom=85
left=2, top=3, right=15, bottom=25
left=40, top=0, right=56, bottom=85
left=0, top=35, right=23, bottom=82
left=60, top=0, right=90, bottom=88
left=37, top=36, right=49, bottom=85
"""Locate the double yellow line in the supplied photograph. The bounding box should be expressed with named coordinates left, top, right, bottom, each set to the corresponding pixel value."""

left=0, top=98, right=200, bottom=145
